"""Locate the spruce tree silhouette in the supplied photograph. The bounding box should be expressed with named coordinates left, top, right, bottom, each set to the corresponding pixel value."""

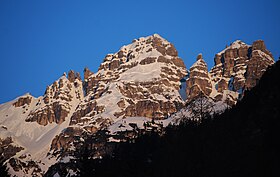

left=187, top=91, right=214, bottom=122
left=73, top=61, right=280, bottom=177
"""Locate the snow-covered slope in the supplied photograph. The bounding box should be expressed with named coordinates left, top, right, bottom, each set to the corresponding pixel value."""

left=0, top=34, right=188, bottom=176
left=0, top=74, right=84, bottom=176
left=0, top=35, right=275, bottom=176
left=71, top=34, right=186, bottom=126
left=49, top=34, right=187, bottom=160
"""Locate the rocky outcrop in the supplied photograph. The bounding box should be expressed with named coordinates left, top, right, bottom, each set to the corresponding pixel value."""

left=50, top=127, right=85, bottom=153
left=8, top=158, right=43, bottom=176
left=26, top=102, right=70, bottom=125
left=70, top=34, right=187, bottom=131
left=184, top=40, right=274, bottom=106
left=0, top=137, right=24, bottom=161
left=210, top=40, right=250, bottom=92
left=244, top=40, right=274, bottom=90
left=13, top=94, right=32, bottom=107
left=84, top=67, right=93, bottom=80
left=123, top=100, right=178, bottom=119
left=83, top=67, right=95, bottom=95
left=69, top=101, right=106, bottom=125
left=46, top=34, right=187, bottom=159
left=67, top=70, right=81, bottom=83
left=186, top=54, right=212, bottom=100
left=0, top=35, right=275, bottom=177
left=25, top=73, right=84, bottom=126
left=207, top=40, right=274, bottom=105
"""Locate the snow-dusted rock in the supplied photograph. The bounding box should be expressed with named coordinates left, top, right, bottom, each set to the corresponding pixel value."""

left=0, top=35, right=275, bottom=176
left=186, top=54, right=212, bottom=101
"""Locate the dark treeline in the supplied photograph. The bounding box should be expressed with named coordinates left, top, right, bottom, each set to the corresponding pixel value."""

left=0, top=157, right=9, bottom=177
left=78, top=61, right=280, bottom=177
left=2, top=62, right=280, bottom=177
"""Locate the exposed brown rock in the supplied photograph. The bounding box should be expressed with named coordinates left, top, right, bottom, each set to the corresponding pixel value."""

left=13, top=96, right=32, bottom=107
left=68, top=70, right=76, bottom=82
left=208, top=39, right=274, bottom=105
left=124, top=100, right=178, bottom=119
left=50, top=127, right=84, bottom=151
left=0, top=137, right=24, bottom=161
left=139, top=57, right=156, bottom=65
left=158, top=56, right=172, bottom=64
left=26, top=102, right=70, bottom=126
left=186, top=54, right=212, bottom=100
left=245, top=50, right=274, bottom=90
left=117, top=50, right=125, bottom=58
left=84, top=67, right=93, bottom=80
left=70, top=101, right=105, bottom=125
left=109, top=59, right=120, bottom=70
left=196, top=53, right=203, bottom=60
left=223, top=48, right=237, bottom=77
left=68, top=70, right=81, bottom=82
left=166, top=44, right=178, bottom=56
left=76, top=72, right=81, bottom=81
left=25, top=75, right=83, bottom=126
left=252, top=40, right=266, bottom=51
left=216, top=79, right=228, bottom=92
left=117, top=99, right=126, bottom=109
left=171, top=57, right=186, bottom=68
left=238, top=45, right=249, bottom=58
left=214, top=54, right=222, bottom=65
left=151, top=36, right=167, bottom=55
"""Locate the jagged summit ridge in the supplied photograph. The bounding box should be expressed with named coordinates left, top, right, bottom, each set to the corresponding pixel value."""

left=0, top=35, right=275, bottom=177
left=187, top=39, right=274, bottom=106
left=186, top=54, right=212, bottom=100
left=217, top=40, right=249, bottom=55
left=71, top=34, right=187, bottom=128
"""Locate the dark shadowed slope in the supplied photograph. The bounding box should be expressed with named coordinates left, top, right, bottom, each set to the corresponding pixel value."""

left=77, top=60, right=280, bottom=177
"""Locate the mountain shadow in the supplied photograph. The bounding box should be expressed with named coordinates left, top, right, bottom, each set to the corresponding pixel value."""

left=76, top=60, right=280, bottom=177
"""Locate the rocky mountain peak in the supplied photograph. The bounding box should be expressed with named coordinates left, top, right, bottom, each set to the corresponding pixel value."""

left=96, top=34, right=181, bottom=72
left=208, top=39, right=274, bottom=105
left=196, top=53, right=203, bottom=60
left=83, top=67, right=93, bottom=80
left=72, top=34, right=187, bottom=131
left=67, top=70, right=81, bottom=82
left=217, top=40, right=249, bottom=56
left=13, top=93, right=33, bottom=107
left=24, top=72, right=84, bottom=126
left=0, top=35, right=275, bottom=176
left=186, top=54, right=212, bottom=101
left=252, top=40, right=266, bottom=51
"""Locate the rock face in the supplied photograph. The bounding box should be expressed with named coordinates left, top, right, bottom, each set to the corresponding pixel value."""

left=186, top=54, right=212, bottom=100
left=25, top=73, right=84, bottom=126
left=67, top=70, right=81, bottom=83
left=244, top=40, right=274, bottom=90
left=49, top=34, right=187, bottom=165
left=13, top=94, right=33, bottom=107
left=70, top=34, right=186, bottom=130
left=0, top=137, right=24, bottom=161
left=187, top=40, right=274, bottom=106
left=0, top=35, right=275, bottom=177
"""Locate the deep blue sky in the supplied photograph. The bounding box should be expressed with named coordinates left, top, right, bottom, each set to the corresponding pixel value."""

left=0, top=0, right=279, bottom=103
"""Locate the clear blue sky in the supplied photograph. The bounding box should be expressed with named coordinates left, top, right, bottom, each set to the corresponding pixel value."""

left=0, top=0, right=279, bottom=103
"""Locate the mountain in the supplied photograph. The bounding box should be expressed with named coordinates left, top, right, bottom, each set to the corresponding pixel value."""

left=0, top=34, right=275, bottom=176
left=85, top=60, right=280, bottom=177
left=186, top=40, right=274, bottom=106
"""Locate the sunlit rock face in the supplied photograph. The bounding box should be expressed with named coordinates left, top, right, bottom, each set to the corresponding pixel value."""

left=0, top=35, right=274, bottom=176
left=186, top=40, right=274, bottom=106
left=71, top=34, right=187, bottom=130
left=186, top=54, right=213, bottom=101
